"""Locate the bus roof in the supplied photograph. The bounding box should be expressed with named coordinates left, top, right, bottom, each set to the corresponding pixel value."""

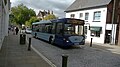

left=32, top=18, right=84, bottom=25
left=51, top=18, right=84, bottom=23
left=32, top=20, right=52, bottom=25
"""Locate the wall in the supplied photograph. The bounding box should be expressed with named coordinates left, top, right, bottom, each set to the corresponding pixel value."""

left=65, top=7, right=107, bottom=44
left=0, top=0, right=9, bottom=49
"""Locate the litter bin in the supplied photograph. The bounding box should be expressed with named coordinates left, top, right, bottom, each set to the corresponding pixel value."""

left=20, top=34, right=26, bottom=44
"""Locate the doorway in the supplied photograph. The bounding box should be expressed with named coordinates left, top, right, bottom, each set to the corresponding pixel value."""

left=105, top=30, right=111, bottom=43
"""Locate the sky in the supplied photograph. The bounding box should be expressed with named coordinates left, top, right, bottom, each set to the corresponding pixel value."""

left=10, top=0, right=75, bottom=18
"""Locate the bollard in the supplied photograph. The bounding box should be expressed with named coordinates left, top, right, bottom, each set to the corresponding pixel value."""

left=28, top=38, right=31, bottom=51
left=20, top=34, right=26, bottom=44
left=90, top=38, right=93, bottom=47
left=62, top=54, right=68, bottom=67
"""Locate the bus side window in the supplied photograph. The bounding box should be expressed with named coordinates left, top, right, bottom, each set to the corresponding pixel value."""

left=51, top=23, right=56, bottom=34
left=48, top=25, right=52, bottom=33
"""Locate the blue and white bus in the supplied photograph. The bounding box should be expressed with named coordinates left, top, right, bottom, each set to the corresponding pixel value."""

left=32, top=18, right=85, bottom=47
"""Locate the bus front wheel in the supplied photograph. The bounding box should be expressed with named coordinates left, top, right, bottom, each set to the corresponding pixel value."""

left=49, top=37, right=54, bottom=44
left=35, top=33, right=37, bottom=38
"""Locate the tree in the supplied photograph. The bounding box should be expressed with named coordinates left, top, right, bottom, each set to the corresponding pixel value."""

left=43, top=14, right=57, bottom=20
left=10, top=4, right=36, bottom=25
left=25, top=17, right=40, bottom=27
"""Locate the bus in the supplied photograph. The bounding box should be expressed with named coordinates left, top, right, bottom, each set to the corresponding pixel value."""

left=32, top=18, right=85, bottom=47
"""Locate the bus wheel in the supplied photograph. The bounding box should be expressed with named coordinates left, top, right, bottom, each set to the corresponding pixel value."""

left=49, top=37, right=54, bottom=44
left=35, top=33, right=37, bottom=38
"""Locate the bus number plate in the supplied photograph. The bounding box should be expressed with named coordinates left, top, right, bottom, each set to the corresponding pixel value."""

left=74, top=43, right=79, bottom=45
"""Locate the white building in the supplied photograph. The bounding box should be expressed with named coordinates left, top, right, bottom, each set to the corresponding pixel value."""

left=0, top=0, right=10, bottom=49
left=65, top=0, right=120, bottom=44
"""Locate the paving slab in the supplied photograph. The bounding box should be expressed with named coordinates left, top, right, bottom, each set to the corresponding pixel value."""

left=0, top=32, right=51, bottom=67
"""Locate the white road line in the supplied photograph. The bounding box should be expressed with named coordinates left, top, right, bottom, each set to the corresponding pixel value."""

left=26, top=36, right=56, bottom=67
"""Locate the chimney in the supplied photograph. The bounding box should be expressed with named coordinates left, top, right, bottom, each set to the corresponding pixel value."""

left=48, top=10, right=50, bottom=14
left=51, top=11, right=53, bottom=14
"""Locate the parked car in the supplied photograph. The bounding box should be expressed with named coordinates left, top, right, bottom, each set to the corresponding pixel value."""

left=25, top=28, right=32, bottom=34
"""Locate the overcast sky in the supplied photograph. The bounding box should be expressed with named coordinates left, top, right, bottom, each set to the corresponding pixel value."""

left=10, top=0, right=75, bottom=18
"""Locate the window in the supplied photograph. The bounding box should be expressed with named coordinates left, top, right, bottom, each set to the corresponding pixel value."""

left=85, top=13, right=89, bottom=20
left=79, top=13, right=83, bottom=18
left=56, top=23, right=63, bottom=34
left=45, top=24, right=52, bottom=33
left=41, top=24, right=45, bottom=32
left=90, top=27, right=102, bottom=37
left=4, top=0, right=7, bottom=5
left=93, top=11, right=101, bottom=21
left=51, top=23, right=56, bottom=34
left=70, top=14, right=75, bottom=18
left=84, top=26, right=87, bottom=35
left=64, top=24, right=83, bottom=35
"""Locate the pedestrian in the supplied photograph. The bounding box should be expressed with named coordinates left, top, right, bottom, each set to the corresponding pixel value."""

left=13, top=27, right=16, bottom=35
left=15, top=27, right=19, bottom=35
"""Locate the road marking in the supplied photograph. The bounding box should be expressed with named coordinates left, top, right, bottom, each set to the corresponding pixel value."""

left=26, top=37, right=56, bottom=67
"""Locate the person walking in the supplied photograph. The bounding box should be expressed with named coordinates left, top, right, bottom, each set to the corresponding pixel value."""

left=15, top=27, right=19, bottom=35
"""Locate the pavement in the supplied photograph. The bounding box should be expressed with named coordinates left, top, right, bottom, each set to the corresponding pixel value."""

left=27, top=35, right=120, bottom=67
left=1, top=31, right=120, bottom=67
left=85, top=42, right=120, bottom=55
left=0, top=31, right=51, bottom=67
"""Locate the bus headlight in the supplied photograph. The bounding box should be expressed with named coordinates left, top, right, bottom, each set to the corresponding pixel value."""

left=66, top=40, right=69, bottom=42
left=82, top=39, right=85, bottom=42
left=63, top=38, right=69, bottom=42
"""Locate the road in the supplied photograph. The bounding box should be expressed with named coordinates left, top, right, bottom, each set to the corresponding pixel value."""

left=26, top=34, right=120, bottom=67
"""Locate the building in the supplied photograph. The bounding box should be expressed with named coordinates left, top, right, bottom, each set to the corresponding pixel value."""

left=65, top=0, right=120, bottom=45
left=37, top=10, right=53, bottom=20
left=0, top=0, right=10, bottom=49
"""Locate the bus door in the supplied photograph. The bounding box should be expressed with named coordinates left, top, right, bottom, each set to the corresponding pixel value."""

left=54, top=22, right=64, bottom=45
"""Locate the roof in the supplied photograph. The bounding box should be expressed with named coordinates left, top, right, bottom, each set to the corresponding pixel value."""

left=32, top=20, right=52, bottom=25
left=51, top=18, right=84, bottom=23
left=32, top=18, right=84, bottom=25
left=65, top=0, right=111, bottom=12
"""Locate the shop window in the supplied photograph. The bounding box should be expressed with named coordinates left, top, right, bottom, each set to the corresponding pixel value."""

left=90, top=27, right=102, bottom=37
left=91, top=30, right=100, bottom=37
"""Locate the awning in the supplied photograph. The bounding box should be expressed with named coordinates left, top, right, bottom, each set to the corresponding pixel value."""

left=90, top=27, right=102, bottom=31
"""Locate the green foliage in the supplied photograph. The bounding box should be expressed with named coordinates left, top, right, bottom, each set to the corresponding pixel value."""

left=43, top=14, right=57, bottom=20
left=10, top=4, right=36, bottom=25
left=25, top=17, right=40, bottom=27
left=25, top=21, right=30, bottom=27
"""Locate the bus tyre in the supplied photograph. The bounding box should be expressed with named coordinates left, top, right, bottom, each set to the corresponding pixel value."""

left=35, top=33, right=37, bottom=38
left=49, top=37, right=54, bottom=44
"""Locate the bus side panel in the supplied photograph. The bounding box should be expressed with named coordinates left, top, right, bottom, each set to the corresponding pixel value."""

left=54, top=35, right=64, bottom=46
left=54, top=35, right=72, bottom=47
left=31, top=32, right=36, bottom=37
left=36, top=32, right=54, bottom=41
